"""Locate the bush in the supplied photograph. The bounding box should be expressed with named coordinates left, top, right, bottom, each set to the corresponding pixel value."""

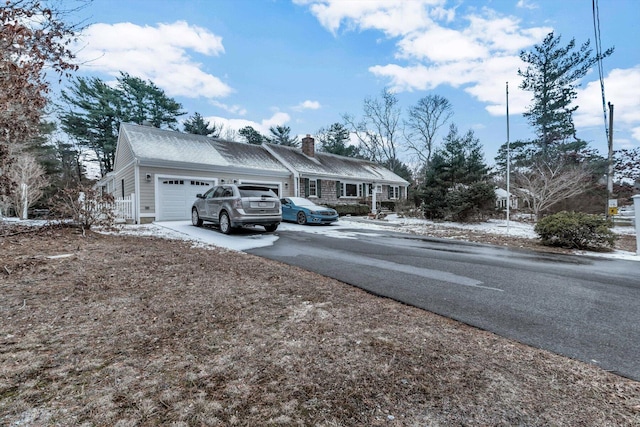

left=326, top=203, right=370, bottom=216
left=381, top=201, right=396, bottom=211
left=534, top=211, right=617, bottom=251
left=52, top=186, right=117, bottom=232
left=441, top=182, right=497, bottom=222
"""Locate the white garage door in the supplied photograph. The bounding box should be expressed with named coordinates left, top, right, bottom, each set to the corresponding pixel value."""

left=157, top=178, right=214, bottom=221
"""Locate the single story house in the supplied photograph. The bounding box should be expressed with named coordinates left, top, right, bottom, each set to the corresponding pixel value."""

left=98, top=123, right=408, bottom=223
left=495, top=188, right=519, bottom=210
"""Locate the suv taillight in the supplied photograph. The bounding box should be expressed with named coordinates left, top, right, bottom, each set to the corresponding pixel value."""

left=232, top=199, right=243, bottom=209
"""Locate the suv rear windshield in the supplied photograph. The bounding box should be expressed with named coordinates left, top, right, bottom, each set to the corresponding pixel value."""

left=238, top=186, right=277, bottom=198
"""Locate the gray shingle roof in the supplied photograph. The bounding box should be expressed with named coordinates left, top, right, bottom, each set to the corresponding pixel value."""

left=118, top=123, right=408, bottom=184
left=265, top=144, right=409, bottom=185
left=120, top=123, right=288, bottom=172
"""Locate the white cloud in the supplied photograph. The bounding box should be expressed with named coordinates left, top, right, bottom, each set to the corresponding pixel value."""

left=295, top=0, right=451, bottom=37
left=210, top=100, right=247, bottom=116
left=516, top=0, right=539, bottom=10
left=204, top=112, right=291, bottom=136
left=304, top=1, right=551, bottom=118
left=293, top=100, right=321, bottom=111
left=397, top=27, right=489, bottom=62
left=574, top=66, right=640, bottom=144
left=74, top=21, right=233, bottom=99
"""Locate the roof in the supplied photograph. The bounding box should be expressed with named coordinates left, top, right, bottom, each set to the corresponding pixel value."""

left=116, top=123, right=408, bottom=185
left=119, top=123, right=288, bottom=173
left=264, top=144, right=409, bottom=185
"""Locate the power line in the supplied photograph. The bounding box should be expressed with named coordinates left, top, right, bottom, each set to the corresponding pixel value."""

left=592, top=0, right=608, bottom=140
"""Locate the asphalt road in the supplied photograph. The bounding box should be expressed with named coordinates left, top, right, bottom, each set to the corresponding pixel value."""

left=247, top=225, right=640, bottom=381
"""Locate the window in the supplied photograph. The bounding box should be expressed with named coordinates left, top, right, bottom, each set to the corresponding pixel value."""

left=162, top=180, right=184, bottom=185
left=191, top=180, right=210, bottom=186
left=389, top=186, right=400, bottom=199
left=309, top=179, right=317, bottom=197
left=343, top=183, right=359, bottom=198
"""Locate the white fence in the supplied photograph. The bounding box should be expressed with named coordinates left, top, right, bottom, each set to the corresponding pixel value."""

left=113, top=193, right=135, bottom=222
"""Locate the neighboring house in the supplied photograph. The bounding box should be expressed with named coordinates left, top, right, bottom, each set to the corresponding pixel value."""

left=495, top=188, right=518, bottom=210
left=97, top=124, right=408, bottom=223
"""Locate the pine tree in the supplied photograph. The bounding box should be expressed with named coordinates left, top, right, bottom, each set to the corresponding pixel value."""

left=420, top=125, right=493, bottom=221
left=316, top=123, right=360, bottom=157
left=239, top=126, right=266, bottom=145
left=518, top=32, right=613, bottom=151
left=183, top=112, right=221, bottom=137
left=59, top=73, right=185, bottom=175
left=268, top=125, right=299, bottom=147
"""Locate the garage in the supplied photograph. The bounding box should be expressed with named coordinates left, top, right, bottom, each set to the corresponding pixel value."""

left=157, top=178, right=215, bottom=221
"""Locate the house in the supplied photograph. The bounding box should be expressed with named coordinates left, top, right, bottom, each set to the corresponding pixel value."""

left=98, top=123, right=408, bottom=223
left=495, top=188, right=518, bottom=210
left=265, top=135, right=409, bottom=212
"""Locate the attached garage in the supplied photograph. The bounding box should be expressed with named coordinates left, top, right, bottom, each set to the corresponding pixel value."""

left=156, top=178, right=215, bottom=221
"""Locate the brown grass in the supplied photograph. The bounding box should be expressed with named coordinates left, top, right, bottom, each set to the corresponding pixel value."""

left=1, top=223, right=639, bottom=426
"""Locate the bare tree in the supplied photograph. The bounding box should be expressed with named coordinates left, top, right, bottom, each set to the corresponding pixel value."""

left=405, top=94, right=453, bottom=164
left=343, top=88, right=402, bottom=171
left=220, top=127, right=238, bottom=142
left=7, top=153, right=47, bottom=219
left=513, top=158, right=591, bottom=220
left=1, top=1, right=80, bottom=205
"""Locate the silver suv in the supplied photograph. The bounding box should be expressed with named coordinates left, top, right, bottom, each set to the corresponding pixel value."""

left=191, top=184, right=281, bottom=234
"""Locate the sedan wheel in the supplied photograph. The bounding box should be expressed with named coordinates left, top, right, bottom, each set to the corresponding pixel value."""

left=219, top=211, right=232, bottom=234
left=191, top=208, right=203, bottom=227
left=296, top=211, right=307, bottom=225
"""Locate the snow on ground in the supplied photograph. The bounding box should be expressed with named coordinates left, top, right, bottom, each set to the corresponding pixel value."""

left=4, top=215, right=639, bottom=261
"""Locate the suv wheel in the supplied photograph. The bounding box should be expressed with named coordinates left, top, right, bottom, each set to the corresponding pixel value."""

left=192, top=208, right=203, bottom=227
left=264, top=224, right=278, bottom=232
left=219, top=211, right=232, bottom=234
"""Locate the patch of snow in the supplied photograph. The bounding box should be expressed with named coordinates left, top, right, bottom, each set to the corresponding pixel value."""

left=5, top=214, right=638, bottom=261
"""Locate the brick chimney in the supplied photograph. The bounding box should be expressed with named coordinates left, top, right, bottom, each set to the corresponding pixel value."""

left=302, top=134, right=315, bottom=157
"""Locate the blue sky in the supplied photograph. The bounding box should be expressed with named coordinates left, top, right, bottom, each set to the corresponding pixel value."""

left=65, top=0, right=640, bottom=167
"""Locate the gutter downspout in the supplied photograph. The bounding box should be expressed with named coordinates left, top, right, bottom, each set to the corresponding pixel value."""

left=134, top=160, right=140, bottom=224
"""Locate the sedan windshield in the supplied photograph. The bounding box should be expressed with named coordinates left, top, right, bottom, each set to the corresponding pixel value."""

left=288, top=197, right=319, bottom=207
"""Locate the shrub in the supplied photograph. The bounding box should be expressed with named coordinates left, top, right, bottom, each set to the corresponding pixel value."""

left=52, top=186, right=116, bottom=232
left=534, top=211, right=617, bottom=251
left=381, top=201, right=396, bottom=211
left=326, top=203, right=370, bottom=216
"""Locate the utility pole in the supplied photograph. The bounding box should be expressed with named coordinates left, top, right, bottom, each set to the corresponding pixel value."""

left=506, top=82, right=510, bottom=234
left=607, top=102, right=615, bottom=218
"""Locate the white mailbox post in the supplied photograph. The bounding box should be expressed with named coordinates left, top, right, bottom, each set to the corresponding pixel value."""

left=633, top=194, right=640, bottom=256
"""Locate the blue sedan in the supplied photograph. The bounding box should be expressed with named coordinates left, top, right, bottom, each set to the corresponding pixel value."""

left=280, top=197, right=339, bottom=225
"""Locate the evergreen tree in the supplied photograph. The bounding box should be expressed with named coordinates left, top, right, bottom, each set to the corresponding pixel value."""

left=183, top=112, right=221, bottom=137
left=420, top=125, right=494, bottom=221
left=117, top=72, right=185, bottom=130
left=59, top=73, right=185, bottom=176
left=383, top=158, right=413, bottom=183
left=518, top=32, right=613, bottom=151
left=268, top=125, right=299, bottom=147
left=316, top=123, right=360, bottom=157
left=238, top=126, right=266, bottom=145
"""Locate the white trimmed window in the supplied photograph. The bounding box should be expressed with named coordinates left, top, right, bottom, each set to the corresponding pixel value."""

left=309, top=179, right=318, bottom=197
left=389, top=186, right=400, bottom=199
left=343, top=182, right=359, bottom=198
